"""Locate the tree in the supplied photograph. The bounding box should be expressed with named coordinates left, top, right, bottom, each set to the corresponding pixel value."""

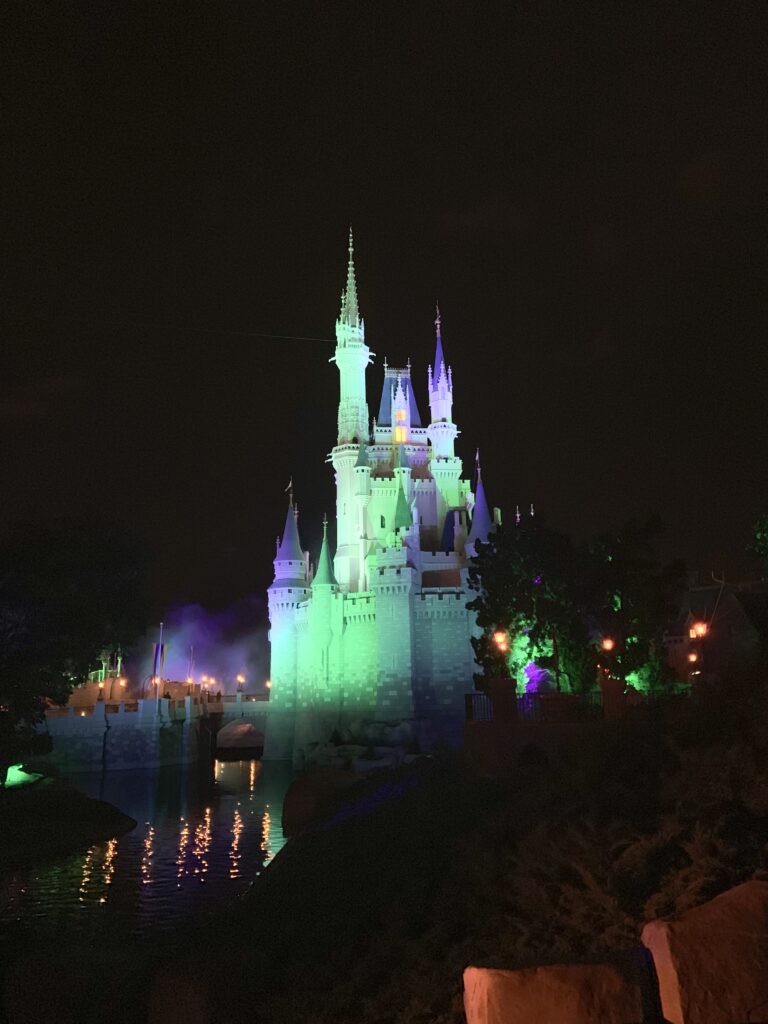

left=751, top=516, right=768, bottom=571
left=583, top=517, right=685, bottom=692
left=0, top=520, right=150, bottom=785
left=467, top=515, right=685, bottom=695
left=467, top=518, right=592, bottom=693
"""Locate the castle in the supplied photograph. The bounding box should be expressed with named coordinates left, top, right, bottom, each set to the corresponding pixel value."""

left=265, top=233, right=497, bottom=760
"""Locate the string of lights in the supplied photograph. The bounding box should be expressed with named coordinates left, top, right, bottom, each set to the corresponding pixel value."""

left=6, top=316, right=334, bottom=345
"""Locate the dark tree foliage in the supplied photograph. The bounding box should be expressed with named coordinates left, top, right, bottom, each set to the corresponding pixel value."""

left=0, top=520, right=150, bottom=782
left=467, top=518, right=591, bottom=691
left=585, top=516, right=686, bottom=688
left=467, top=515, right=684, bottom=694
left=752, top=516, right=768, bottom=570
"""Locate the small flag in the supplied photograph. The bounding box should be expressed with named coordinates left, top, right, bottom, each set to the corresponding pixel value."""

left=152, top=643, right=165, bottom=680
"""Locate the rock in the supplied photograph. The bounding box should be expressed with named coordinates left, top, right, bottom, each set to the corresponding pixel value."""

left=281, top=767, right=358, bottom=835
left=352, top=755, right=395, bottom=772
left=463, top=963, right=642, bottom=1024
left=373, top=745, right=404, bottom=765
left=641, top=879, right=768, bottom=1024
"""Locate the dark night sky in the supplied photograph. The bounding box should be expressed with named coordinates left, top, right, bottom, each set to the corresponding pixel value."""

left=2, top=2, right=767, bottom=616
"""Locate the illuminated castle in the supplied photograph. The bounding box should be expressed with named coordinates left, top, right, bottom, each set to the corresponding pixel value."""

left=265, top=233, right=496, bottom=760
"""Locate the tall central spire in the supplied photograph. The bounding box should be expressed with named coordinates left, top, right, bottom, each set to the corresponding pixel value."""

left=339, top=226, right=359, bottom=326
left=432, top=302, right=446, bottom=389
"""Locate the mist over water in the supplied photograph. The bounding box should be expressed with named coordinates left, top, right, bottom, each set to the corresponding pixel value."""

left=126, top=595, right=270, bottom=693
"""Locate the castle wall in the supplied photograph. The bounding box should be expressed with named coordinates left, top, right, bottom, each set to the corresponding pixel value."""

left=338, top=593, right=378, bottom=709
left=413, top=592, right=476, bottom=718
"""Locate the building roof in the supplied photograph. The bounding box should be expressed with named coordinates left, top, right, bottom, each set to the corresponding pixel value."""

left=338, top=227, right=359, bottom=327
left=276, top=499, right=303, bottom=562
left=393, top=479, right=412, bottom=532
left=377, top=367, right=422, bottom=426
left=312, top=516, right=337, bottom=587
left=432, top=304, right=446, bottom=389
left=355, top=441, right=370, bottom=468
left=467, top=470, right=493, bottom=546
left=440, top=508, right=456, bottom=552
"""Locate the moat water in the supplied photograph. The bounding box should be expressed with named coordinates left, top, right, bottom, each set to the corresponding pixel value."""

left=0, top=759, right=293, bottom=949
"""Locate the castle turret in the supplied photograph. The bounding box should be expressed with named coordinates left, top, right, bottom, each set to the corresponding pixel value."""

left=312, top=515, right=338, bottom=589
left=332, top=230, right=373, bottom=593
left=427, top=306, right=462, bottom=528
left=353, top=441, right=372, bottom=590
left=332, top=228, right=372, bottom=446
left=391, top=373, right=411, bottom=445
left=266, top=495, right=309, bottom=757
left=465, top=453, right=494, bottom=557
left=427, top=305, right=456, bottom=453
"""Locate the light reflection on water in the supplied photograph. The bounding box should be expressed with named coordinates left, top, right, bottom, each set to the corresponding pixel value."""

left=0, top=759, right=292, bottom=947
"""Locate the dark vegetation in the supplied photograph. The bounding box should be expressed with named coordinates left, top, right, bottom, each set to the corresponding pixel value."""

left=468, top=515, right=685, bottom=693
left=201, top=678, right=768, bottom=1024
left=0, top=776, right=136, bottom=874
left=16, top=671, right=765, bottom=1024
left=3, top=517, right=767, bottom=1021
left=0, top=519, right=149, bottom=785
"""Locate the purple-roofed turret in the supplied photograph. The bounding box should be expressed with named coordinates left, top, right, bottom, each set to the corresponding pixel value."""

left=276, top=498, right=303, bottom=561
left=431, top=303, right=446, bottom=390
left=270, top=496, right=307, bottom=589
left=427, top=304, right=457, bottom=461
left=467, top=457, right=493, bottom=551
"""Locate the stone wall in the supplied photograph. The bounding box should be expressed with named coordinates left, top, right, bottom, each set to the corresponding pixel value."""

left=43, top=695, right=268, bottom=772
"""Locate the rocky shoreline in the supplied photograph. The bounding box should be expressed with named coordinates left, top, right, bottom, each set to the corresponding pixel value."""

left=0, top=776, right=136, bottom=874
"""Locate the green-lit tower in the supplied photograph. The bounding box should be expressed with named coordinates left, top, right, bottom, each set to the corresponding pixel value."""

left=264, top=236, right=498, bottom=763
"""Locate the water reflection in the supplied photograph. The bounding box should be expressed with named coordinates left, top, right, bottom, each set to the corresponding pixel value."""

left=229, top=805, right=244, bottom=878
left=141, top=823, right=155, bottom=885
left=0, top=759, right=293, bottom=949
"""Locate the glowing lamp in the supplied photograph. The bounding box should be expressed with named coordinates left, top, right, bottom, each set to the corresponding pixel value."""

left=265, top=679, right=272, bottom=689
left=210, top=677, right=216, bottom=686
left=98, top=681, right=105, bottom=689
left=601, top=637, right=615, bottom=652
left=688, top=651, right=698, bottom=663
left=119, top=679, right=127, bottom=688
left=236, top=674, right=245, bottom=684
left=202, top=675, right=208, bottom=682
left=492, top=630, right=509, bottom=652
left=690, top=621, right=708, bottom=639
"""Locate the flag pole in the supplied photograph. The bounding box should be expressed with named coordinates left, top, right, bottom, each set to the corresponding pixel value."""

left=156, top=621, right=164, bottom=712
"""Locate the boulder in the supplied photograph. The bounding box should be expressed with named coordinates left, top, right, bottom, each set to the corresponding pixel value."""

left=352, top=755, right=394, bottom=773
left=281, top=767, right=358, bottom=835
left=641, top=879, right=768, bottom=1024
left=463, top=963, right=642, bottom=1024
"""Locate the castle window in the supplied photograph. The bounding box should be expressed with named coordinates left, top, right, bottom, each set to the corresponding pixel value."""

left=394, top=426, right=406, bottom=443
left=395, top=410, right=406, bottom=422
left=381, top=515, right=385, bottom=529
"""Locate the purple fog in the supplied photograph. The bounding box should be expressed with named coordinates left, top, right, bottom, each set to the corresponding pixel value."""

left=125, top=595, right=270, bottom=694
